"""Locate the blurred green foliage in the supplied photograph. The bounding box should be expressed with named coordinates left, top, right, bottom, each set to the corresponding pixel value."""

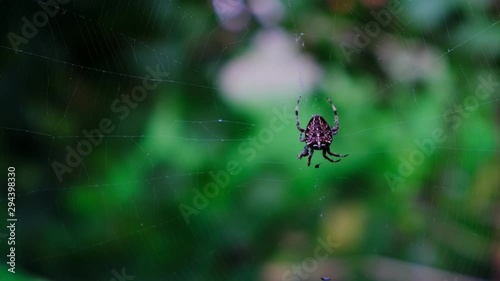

left=0, top=0, right=499, bottom=280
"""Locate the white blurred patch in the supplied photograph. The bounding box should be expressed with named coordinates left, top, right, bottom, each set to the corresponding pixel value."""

left=219, top=29, right=323, bottom=106
left=375, top=36, right=446, bottom=83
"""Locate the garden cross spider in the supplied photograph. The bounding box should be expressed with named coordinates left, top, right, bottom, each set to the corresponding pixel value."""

left=295, top=96, right=349, bottom=167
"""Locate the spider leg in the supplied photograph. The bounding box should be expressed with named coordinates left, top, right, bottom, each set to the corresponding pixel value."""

left=297, top=145, right=314, bottom=166
left=297, top=145, right=309, bottom=159
left=296, top=96, right=305, bottom=132
left=327, top=98, right=339, bottom=135
left=307, top=148, right=314, bottom=166
left=323, top=149, right=341, bottom=163
left=299, top=131, right=306, bottom=142
left=326, top=147, right=349, bottom=158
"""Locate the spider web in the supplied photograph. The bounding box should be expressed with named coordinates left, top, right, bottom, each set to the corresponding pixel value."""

left=0, top=0, right=499, bottom=280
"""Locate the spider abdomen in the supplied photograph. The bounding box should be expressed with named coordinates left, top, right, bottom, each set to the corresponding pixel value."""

left=305, top=115, right=332, bottom=149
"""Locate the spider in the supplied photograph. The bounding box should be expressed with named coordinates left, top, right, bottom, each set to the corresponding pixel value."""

left=295, top=96, right=349, bottom=167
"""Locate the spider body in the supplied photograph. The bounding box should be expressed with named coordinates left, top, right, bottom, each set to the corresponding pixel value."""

left=304, top=115, right=332, bottom=149
left=295, top=96, right=348, bottom=166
